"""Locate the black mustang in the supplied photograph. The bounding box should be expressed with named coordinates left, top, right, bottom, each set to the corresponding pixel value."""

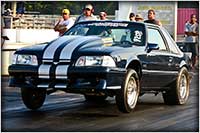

left=9, top=21, right=192, bottom=113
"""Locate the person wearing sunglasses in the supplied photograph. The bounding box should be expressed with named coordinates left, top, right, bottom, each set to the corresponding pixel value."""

left=75, top=4, right=97, bottom=23
left=54, top=9, right=74, bottom=36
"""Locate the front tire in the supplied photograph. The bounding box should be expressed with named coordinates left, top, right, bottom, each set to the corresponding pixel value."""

left=162, top=67, right=190, bottom=105
left=21, top=88, right=46, bottom=110
left=116, top=69, right=140, bottom=113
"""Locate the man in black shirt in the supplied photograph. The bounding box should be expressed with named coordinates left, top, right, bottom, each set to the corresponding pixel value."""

left=144, top=9, right=162, bottom=26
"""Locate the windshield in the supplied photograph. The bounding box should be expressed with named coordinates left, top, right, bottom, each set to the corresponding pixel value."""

left=64, top=21, right=146, bottom=47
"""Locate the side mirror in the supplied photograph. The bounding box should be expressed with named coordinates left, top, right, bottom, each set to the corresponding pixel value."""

left=146, top=43, right=159, bottom=53
left=176, top=42, right=185, bottom=52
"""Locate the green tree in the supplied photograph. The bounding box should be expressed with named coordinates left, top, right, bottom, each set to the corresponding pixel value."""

left=24, top=1, right=118, bottom=15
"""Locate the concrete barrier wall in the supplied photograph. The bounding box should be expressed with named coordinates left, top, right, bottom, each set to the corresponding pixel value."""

left=3, top=29, right=59, bottom=44
left=2, top=29, right=59, bottom=75
left=2, top=50, right=15, bottom=76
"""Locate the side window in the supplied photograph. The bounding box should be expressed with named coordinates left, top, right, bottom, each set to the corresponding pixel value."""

left=161, top=28, right=180, bottom=54
left=148, top=28, right=167, bottom=51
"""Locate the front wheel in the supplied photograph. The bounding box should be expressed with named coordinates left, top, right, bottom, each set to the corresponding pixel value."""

left=21, top=88, right=46, bottom=110
left=162, top=67, right=190, bottom=105
left=116, top=69, right=140, bottom=113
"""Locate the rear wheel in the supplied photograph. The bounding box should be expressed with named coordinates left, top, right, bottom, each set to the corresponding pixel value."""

left=21, top=88, right=46, bottom=110
left=116, top=69, right=140, bottom=113
left=162, top=67, right=190, bottom=105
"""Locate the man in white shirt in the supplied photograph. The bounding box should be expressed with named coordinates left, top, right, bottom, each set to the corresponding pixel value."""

left=184, top=14, right=199, bottom=68
left=75, top=4, right=97, bottom=23
left=54, top=9, right=74, bottom=36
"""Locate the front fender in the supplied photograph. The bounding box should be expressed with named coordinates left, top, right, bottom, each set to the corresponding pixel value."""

left=125, top=56, right=142, bottom=69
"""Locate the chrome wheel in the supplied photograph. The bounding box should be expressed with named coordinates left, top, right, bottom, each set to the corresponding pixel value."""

left=127, top=77, right=138, bottom=108
left=116, top=69, right=140, bottom=113
left=179, top=74, right=187, bottom=99
left=162, top=67, right=190, bottom=105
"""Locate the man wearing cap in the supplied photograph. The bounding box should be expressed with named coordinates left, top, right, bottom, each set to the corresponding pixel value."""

left=99, top=11, right=107, bottom=20
left=135, top=14, right=144, bottom=22
left=54, top=8, right=74, bottom=36
left=3, top=9, right=14, bottom=28
left=144, top=9, right=162, bottom=26
left=75, top=4, right=97, bottom=23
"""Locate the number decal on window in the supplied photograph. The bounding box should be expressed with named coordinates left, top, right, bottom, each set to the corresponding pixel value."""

left=133, top=30, right=143, bottom=42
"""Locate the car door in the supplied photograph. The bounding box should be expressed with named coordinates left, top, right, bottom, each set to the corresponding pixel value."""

left=140, top=27, right=173, bottom=89
left=160, top=27, right=183, bottom=72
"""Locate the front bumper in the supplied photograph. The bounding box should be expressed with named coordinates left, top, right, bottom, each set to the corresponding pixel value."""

left=9, top=64, right=126, bottom=92
left=9, top=64, right=38, bottom=76
left=68, top=66, right=126, bottom=90
left=9, top=64, right=38, bottom=88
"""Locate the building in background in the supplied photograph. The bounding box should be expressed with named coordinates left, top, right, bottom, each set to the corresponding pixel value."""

left=117, top=1, right=177, bottom=40
left=177, top=1, right=199, bottom=35
left=117, top=1, right=199, bottom=41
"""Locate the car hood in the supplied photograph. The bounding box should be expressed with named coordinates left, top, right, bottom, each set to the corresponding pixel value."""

left=41, top=35, right=112, bottom=61
left=15, top=35, right=112, bottom=59
left=15, top=35, right=144, bottom=62
left=78, top=42, right=145, bottom=58
left=15, top=42, right=48, bottom=58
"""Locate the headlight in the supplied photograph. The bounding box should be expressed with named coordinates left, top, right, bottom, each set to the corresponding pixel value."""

left=75, top=56, right=116, bottom=67
left=12, top=54, right=38, bottom=66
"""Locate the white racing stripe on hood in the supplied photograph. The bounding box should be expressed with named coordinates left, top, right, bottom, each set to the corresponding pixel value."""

left=59, top=36, right=100, bottom=60
left=43, top=36, right=74, bottom=59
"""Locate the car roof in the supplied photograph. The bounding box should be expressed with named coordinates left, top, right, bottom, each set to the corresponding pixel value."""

left=75, top=20, right=160, bottom=28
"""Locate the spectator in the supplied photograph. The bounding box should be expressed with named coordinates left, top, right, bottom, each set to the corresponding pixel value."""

left=184, top=20, right=189, bottom=37
left=99, top=11, right=107, bottom=20
left=3, top=9, right=13, bottom=28
left=144, top=9, right=162, bottom=26
left=129, top=13, right=135, bottom=21
left=4, top=9, right=12, bottom=16
left=184, top=14, right=199, bottom=68
left=75, top=4, right=97, bottom=23
left=54, top=8, right=74, bottom=36
left=135, top=14, right=144, bottom=22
